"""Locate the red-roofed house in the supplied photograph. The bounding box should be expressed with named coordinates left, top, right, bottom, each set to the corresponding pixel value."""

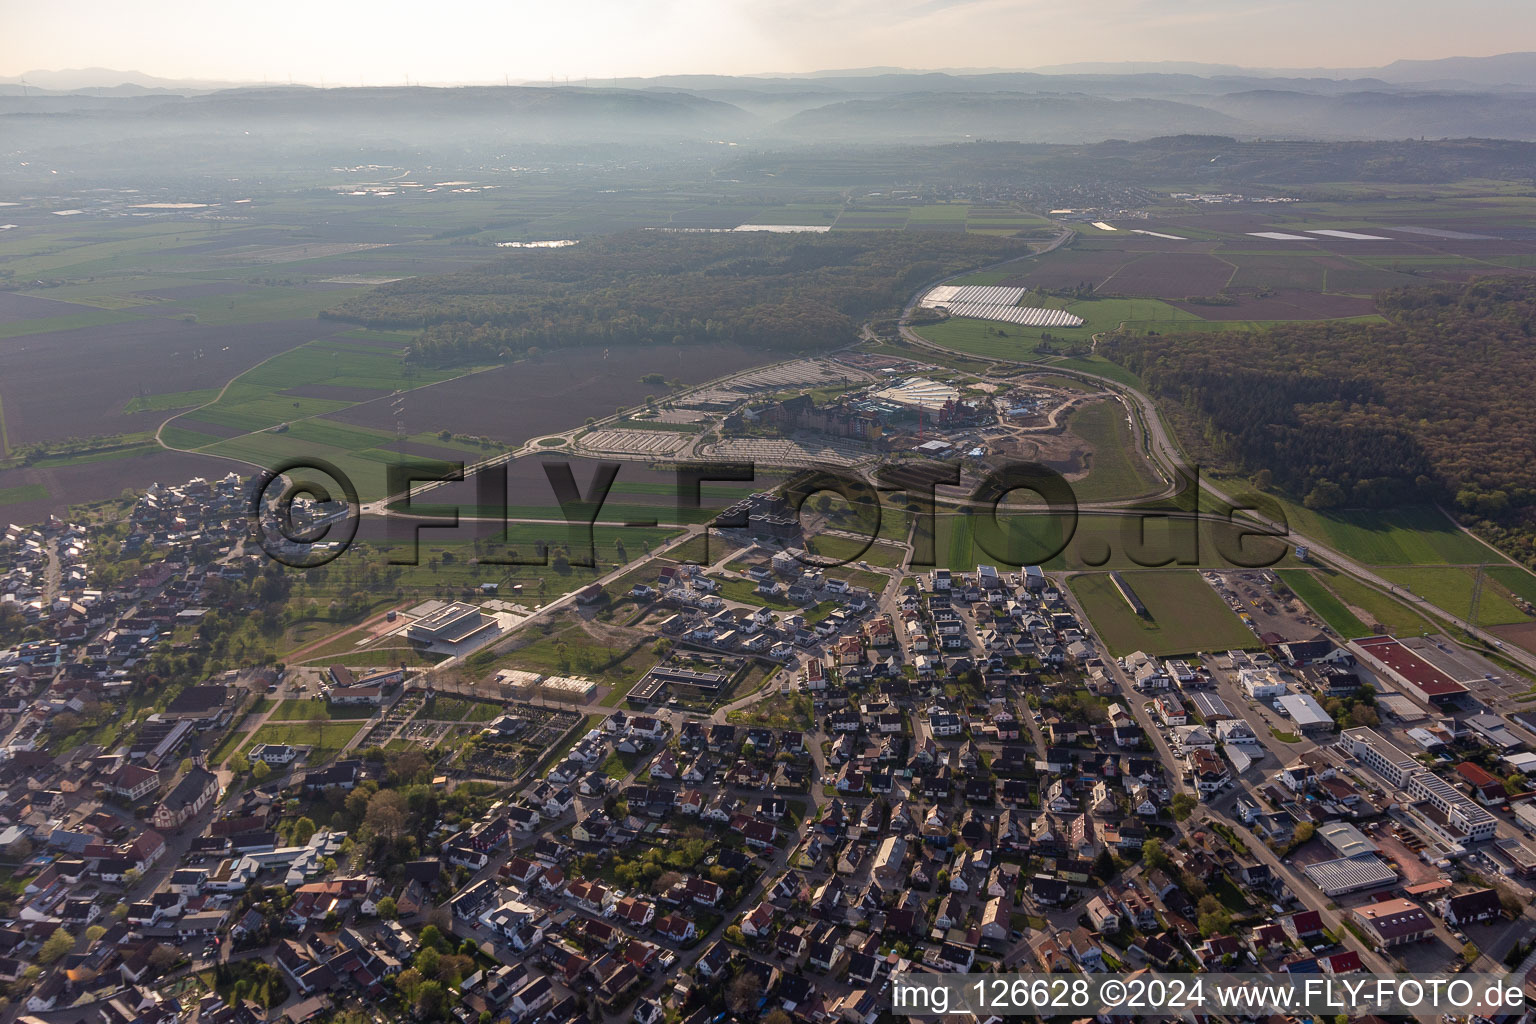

left=1456, top=762, right=1509, bottom=805
left=1320, top=950, right=1362, bottom=974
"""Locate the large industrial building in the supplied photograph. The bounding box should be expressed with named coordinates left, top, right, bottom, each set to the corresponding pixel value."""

left=408, top=602, right=491, bottom=645
left=1352, top=635, right=1469, bottom=708
left=1303, top=856, right=1398, bottom=897
left=1339, top=727, right=1418, bottom=787
left=405, top=601, right=502, bottom=656
left=1340, top=727, right=1497, bottom=843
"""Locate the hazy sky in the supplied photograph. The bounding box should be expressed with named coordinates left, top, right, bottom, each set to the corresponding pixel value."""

left=6, top=0, right=1534, bottom=83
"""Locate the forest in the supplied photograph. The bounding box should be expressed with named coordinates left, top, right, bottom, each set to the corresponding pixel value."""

left=1103, top=276, right=1536, bottom=562
left=324, top=230, right=1025, bottom=364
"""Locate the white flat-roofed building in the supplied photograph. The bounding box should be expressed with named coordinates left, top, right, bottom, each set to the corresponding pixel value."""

left=1503, top=751, right=1536, bottom=776
left=1407, top=770, right=1497, bottom=842
left=1240, top=667, right=1289, bottom=699
left=1276, top=693, right=1333, bottom=732
left=1215, top=718, right=1257, bottom=745
left=1318, top=822, right=1378, bottom=859
left=1164, top=659, right=1197, bottom=683
left=1339, top=727, right=1419, bottom=787
left=407, top=602, right=490, bottom=645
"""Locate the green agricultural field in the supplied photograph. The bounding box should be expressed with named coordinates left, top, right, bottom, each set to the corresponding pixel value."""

left=662, top=533, right=718, bottom=566
left=1065, top=400, right=1164, bottom=501
left=1277, top=568, right=1371, bottom=638
left=1255, top=499, right=1494, bottom=566
left=1376, top=566, right=1532, bottom=627
left=175, top=284, right=369, bottom=326
left=911, top=318, right=1054, bottom=361
left=0, top=307, right=144, bottom=340
left=1069, top=569, right=1259, bottom=657
left=123, top=388, right=222, bottom=414
left=916, top=509, right=1294, bottom=573
left=912, top=294, right=1206, bottom=362
left=159, top=336, right=511, bottom=500
left=905, top=203, right=971, bottom=223
left=0, top=483, right=49, bottom=506
left=740, top=204, right=844, bottom=226
left=1314, top=571, right=1435, bottom=637
left=1489, top=566, right=1536, bottom=606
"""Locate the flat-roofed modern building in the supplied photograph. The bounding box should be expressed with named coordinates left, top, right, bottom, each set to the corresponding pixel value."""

left=407, top=602, right=490, bottom=645
left=1407, top=770, right=1497, bottom=842
left=1339, top=727, right=1418, bottom=787
left=1318, top=822, right=1378, bottom=859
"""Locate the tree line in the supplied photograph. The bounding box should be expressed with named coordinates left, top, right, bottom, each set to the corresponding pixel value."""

left=1103, top=276, right=1536, bottom=562
left=324, top=230, right=1025, bottom=365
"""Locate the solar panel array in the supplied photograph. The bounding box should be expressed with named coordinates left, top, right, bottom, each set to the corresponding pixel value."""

left=940, top=285, right=1028, bottom=305
left=943, top=301, right=1085, bottom=327
left=922, top=284, right=1083, bottom=327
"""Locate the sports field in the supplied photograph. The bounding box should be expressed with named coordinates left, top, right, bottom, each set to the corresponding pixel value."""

left=1069, top=569, right=1259, bottom=657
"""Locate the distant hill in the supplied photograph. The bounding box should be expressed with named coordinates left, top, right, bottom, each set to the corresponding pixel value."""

left=1194, top=88, right=1536, bottom=140
left=0, top=67, right=248, bottom=91
left=0, top=85, right=753, bottom=142
left=768, top=93, right=1247, bottom=144
left=1372, top=52, right=1536, bottom=88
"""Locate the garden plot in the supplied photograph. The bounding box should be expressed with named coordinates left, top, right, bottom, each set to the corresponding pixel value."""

left=579, top=429, right=689, bottom=455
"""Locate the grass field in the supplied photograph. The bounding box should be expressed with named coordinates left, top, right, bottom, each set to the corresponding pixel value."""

left=915, top=509, right=1295, bottom=573
left=485, top=622, right=658, bottom=692
left=162, top=338, right=508, bottom=500
left=1069, top=569, right=1259, bottom=656
left=1065, top=399, right=1164, bottom=501
left=1376, top=566, right=1533, bottom=627
left=1222, top=487, right=1494, bottom=566
left=261, top=699, right=377, bottom=721
left=1313, top=570, right=1436, bottom=637
left=241, top=720, right=365, bottom=761
left=913, top=293, right=1208, bottom=362
left=0, top=483, right=49, bottom=506
left=801, top=533, right=907, bottom=569
left=1278, top=568, right=1372, bottom=638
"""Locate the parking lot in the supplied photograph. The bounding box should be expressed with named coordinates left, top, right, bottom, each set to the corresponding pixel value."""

left=1205, top=569, right=1325, bottom=642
